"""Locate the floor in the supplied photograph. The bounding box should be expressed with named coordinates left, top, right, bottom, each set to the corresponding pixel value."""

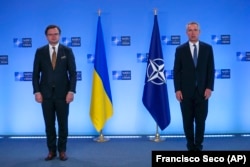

left=0, top=134, right=250, bottom=167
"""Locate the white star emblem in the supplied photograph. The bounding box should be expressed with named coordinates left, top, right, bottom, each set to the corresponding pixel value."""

left=146, top=58, right=166, bottom=85
left=215, top=70, right=220, bottom=78
left=213, top=36, right=219, bottom=43
left=15, top=39, right=22, bottom=46
left=88, top=54, right=95, bottom=63
left=238, top=53, right=244, bottom=60
left=162, top=37, right=169, bottom=44
left=112, top=37, right=120, bottom=45
left=16, top=73, right=23, bottom=80
left=63, top=38, right=70, bottom=45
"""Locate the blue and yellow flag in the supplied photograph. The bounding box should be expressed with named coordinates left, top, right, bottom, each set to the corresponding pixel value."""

left=142, top=14, right=171, bottom=130
left=90, top=16, right=113, bottom=132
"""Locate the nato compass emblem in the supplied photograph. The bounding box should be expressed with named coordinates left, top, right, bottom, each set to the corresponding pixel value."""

left=146, top=58, right=166, bottom=85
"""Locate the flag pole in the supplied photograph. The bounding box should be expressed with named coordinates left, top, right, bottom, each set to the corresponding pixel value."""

left=90, top=9, right=113, bottom=142
left=150, top=124, right=165, bottom=142
left=98, top=8, right=101, bottom=16
left=92, top=9, right=110, bottom=143
left=154, top=8, right=158, bottom=15
left=93, top=129, right=110, bottom=142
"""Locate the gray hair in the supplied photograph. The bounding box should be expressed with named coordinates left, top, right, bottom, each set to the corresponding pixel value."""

left=186, top=21, right=200, bottom=30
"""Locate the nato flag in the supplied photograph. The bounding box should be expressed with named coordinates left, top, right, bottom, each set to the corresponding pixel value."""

left=142, top=14, right=171, bottom=131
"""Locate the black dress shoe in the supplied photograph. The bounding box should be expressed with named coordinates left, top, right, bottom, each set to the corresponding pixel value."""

left=45, top=151, right=57, bottom=161
left=59, top=152, right=68, bottom=161
left=195, top=144, right=203, bottom=151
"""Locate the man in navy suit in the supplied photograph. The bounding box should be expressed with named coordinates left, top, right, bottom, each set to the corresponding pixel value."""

left=32, top=25, right=77, bottom=160
left=173, top=22, right=215, bottom=151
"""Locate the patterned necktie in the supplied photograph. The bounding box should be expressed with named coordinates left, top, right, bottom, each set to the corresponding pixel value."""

left=52, top=47, right=56, bottom=69
left=193, top=44, right=197, bottom=67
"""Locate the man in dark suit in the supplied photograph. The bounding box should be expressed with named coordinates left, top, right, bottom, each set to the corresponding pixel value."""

left=32, top=25, right=77, bottom=160
left=173, top=22, right=215, bottom=151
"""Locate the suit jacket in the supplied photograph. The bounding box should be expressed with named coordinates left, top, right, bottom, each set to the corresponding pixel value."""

left=32, top=44, right=77, bottom=98
left=173, top=41, right=215, bottom=98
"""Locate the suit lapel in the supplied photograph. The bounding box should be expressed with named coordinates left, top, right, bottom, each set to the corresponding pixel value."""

left=56, top=44, right=66, bottom=68
left=186, top=42, right=192, bottom=58
left=43, top=45, right=53, bottom=68
left=198, top=42, right=205, bottom=56
left=184, top=42, right=194, bottom=66
left=197, top=42, right=206, bottom=66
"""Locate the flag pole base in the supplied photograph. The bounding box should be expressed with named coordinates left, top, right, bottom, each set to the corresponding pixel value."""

left=149, top=124, right=165, bottom=142
left=93, top=133, right=109, bottom=142
left=149, top=133, right=165, bottom=142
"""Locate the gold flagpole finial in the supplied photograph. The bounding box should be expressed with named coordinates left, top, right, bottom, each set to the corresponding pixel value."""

left=98, top=9, right=102, bottom=16
left=153, top=8, right=158, bottom=15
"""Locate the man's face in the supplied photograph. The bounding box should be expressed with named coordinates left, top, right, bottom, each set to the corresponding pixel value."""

left=46, top=28, right=60, bottom=45
left=186, top=24, right=200, bottom=43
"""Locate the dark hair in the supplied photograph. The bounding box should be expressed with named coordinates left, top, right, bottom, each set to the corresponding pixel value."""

left=44, top=25, right=61, bottom=35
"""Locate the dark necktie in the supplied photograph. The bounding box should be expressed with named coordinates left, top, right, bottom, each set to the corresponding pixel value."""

left=193, top=44, right=197, bottom=67
left=52, top=47, right=56, bottom=69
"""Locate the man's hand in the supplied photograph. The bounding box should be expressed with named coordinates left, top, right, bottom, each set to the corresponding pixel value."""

left=204, top=88, right=212, bottom=100
left=66, top=92, right=74, bottom=103
left=175, top=90, right=183, bottom=102
left=35, top=92, right=43, bottom=103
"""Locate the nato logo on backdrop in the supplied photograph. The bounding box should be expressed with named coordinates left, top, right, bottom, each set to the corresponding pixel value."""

left=236, top=52, right=250, bottom=61
left=15, top=72, right=32, bottom=81
left=13, top=38, right=32, bottom=47
left=162, top=35, right=181, bottom=45
left=112, top=36, right=131, bottom=46
left=137, top=53, right=148, bottom=63
left=87, top=54, right=95, bottom=63
left=62, top=37, right=81, bottom=47
left=211, top=35, right=230, bottom=44
left=112, top=70, right=131, bottom=80
left=215, top=69, right=230, bottom=79
left=165, top=70, right=174, bottom=79
left=0, top=55, right=8, bottom=65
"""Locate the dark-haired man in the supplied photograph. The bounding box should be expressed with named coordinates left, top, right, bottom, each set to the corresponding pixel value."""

left=32, top=25, right=77, bottom=160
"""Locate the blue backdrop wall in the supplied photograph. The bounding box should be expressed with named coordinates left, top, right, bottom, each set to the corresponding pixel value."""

left=0, top=0, right=250, bottom=135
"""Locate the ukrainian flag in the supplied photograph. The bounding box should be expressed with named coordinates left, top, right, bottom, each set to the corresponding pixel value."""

left=90, top=16, right=113, bottom=132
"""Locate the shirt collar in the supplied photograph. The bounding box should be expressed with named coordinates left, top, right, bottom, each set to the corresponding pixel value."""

left=49, top=43, right=59, bottom=50
left=189, top=41, right=199, bottom=47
